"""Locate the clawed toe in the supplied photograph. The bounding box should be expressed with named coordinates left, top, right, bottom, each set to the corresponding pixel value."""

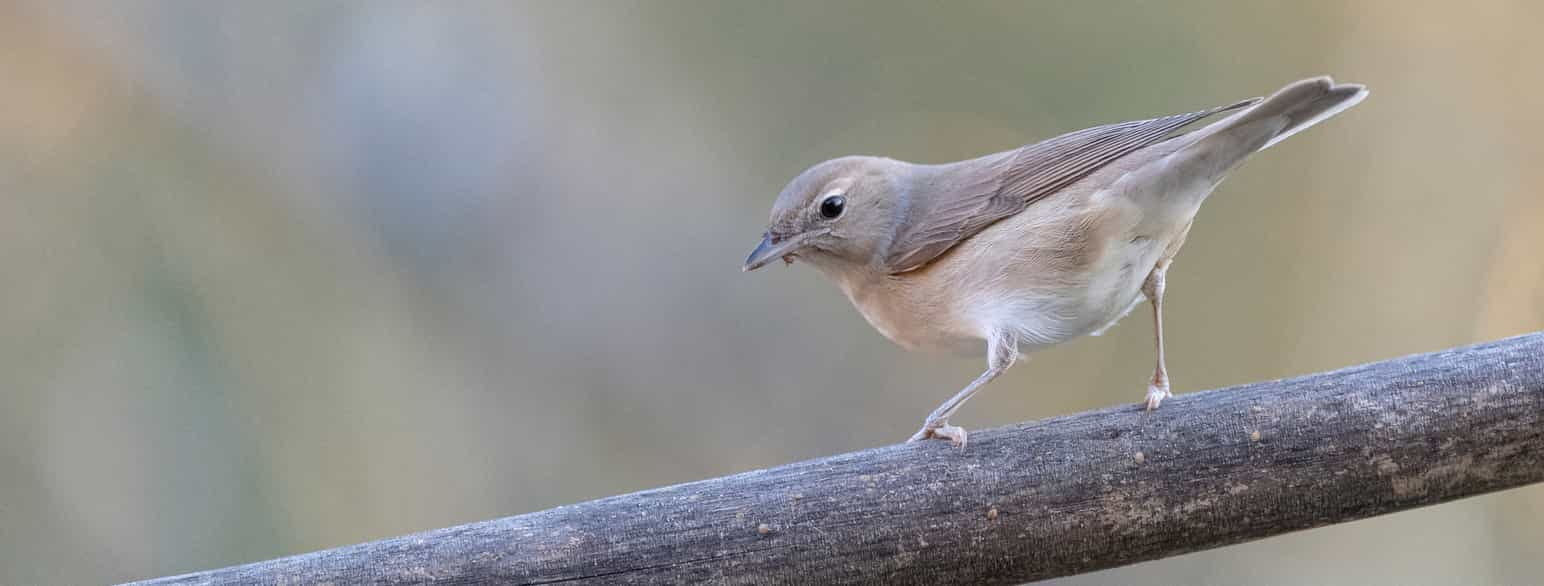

left=1144, top=383, right=1172, bottom=411
left=908, top=423, right=969, bottom=449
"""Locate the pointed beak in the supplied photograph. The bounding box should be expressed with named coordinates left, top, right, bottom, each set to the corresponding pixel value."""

left=742, top=231, right=817, bottom=272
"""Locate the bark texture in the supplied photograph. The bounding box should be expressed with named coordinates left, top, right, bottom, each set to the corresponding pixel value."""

left=131, top=333, right=1544, bottom=585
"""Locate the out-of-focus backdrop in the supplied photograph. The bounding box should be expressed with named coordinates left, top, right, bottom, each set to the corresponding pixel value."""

left=3, top=1, right=1542, bottom=584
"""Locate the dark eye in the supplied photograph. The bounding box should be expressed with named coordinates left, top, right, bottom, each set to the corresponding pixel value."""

left=819, top=194, right=845, bottom=219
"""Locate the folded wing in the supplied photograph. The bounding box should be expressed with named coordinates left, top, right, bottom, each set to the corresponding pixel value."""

left=884, top=97, right=1261, bottom=273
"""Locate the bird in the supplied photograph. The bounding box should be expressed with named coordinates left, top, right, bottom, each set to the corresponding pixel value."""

left=742, top=76, right=1367, bottom=448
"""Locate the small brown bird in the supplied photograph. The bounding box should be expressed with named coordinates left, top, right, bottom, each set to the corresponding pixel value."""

left=744, top=76, right=1366, bottom=447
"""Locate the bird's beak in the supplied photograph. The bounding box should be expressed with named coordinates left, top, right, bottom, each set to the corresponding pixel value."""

left=742, top=231, right=817, bottom=272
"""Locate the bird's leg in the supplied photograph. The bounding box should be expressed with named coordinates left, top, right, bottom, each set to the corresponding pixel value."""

left=1143, top=260, right=1172, bottom=411
left=908, top=331, right=1017, bottom=448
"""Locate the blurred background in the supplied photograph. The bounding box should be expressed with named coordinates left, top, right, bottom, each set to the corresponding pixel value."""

left=3, top=1, right=1541, bottom=584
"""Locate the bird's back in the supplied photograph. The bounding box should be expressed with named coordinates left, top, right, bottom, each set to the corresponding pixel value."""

left=834, top=77, right=1368, bottom=356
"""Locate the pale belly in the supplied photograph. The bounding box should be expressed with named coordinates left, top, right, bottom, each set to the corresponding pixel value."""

left=842, top=233, right=1163, bottom=358
left=969, top=228, right=1166, bottom=353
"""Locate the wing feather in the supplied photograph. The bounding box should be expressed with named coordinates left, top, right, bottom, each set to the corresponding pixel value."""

left=883, top=97, right=1261, bottom=273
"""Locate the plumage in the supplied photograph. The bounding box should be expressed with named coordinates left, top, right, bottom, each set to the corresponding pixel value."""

left=883, top=97, right=1260, bottom=273
left=745, top=77, right=1368, bottom=448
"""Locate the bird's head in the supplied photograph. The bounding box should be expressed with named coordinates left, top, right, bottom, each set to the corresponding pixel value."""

left=743, top=156, right=907, bottom=275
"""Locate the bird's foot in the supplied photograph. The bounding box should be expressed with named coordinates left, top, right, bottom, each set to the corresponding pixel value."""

left=908, top=421, right=968, bottom=449
left=1144, top=381, right=1172, bottom=411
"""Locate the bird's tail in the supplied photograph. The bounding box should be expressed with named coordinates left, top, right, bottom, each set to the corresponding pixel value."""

left=1203, top=76, right=1368, bottom=152
left=1119, top=77, right=1366, bottom=226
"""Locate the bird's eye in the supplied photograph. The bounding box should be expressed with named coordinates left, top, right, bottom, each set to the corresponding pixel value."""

left=819, top=194, right=846, bottom=219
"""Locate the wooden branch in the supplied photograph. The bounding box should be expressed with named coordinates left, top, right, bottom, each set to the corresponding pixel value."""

left=131, top=333, right=1544, bottom=586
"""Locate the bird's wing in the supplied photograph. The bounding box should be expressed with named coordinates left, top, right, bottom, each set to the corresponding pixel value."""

left=882, top=97, right=1261, bottom=274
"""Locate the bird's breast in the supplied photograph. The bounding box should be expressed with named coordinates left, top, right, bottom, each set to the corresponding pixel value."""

left=834, top=271, right=985, bottom=355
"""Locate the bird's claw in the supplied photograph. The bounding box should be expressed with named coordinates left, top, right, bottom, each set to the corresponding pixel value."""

left=1144, top=382, right=1172, bottom=411
left=908, top=423, right=968, bottom=449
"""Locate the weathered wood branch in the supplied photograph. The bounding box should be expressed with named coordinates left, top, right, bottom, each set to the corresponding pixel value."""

left=132, top=333, right=1544, bottom=585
